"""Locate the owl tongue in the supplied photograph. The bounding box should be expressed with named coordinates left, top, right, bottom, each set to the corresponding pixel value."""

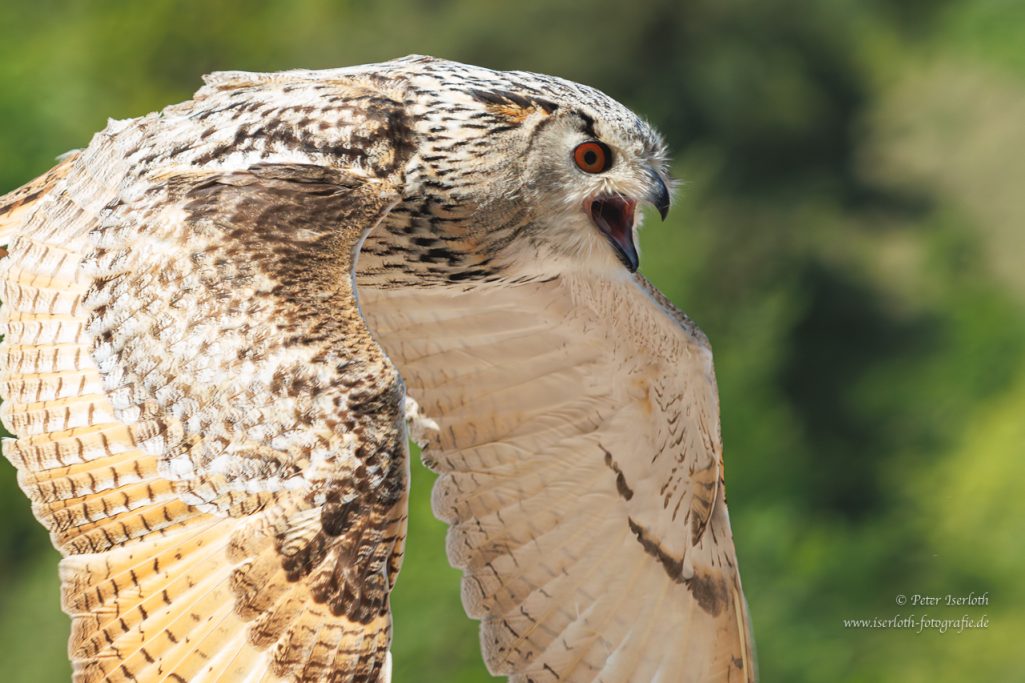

left=590, top=195, right=639, bottom=272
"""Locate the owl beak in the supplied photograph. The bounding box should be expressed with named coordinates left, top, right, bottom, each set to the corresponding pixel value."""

left=589, top=171, right=670, bottom=272
left=589, top=195, right=639, bottom=272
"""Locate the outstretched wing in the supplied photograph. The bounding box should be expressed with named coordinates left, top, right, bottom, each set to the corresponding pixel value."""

left=361, top=271, right=756, bottom=683
left=0, top=155, right=407, bottom=682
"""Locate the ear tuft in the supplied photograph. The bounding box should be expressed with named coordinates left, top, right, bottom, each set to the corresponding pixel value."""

left=468, top=89, right=559, bottom=124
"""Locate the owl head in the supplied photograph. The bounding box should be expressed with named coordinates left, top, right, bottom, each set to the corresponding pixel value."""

left=396, top=57, right=672, bottom=278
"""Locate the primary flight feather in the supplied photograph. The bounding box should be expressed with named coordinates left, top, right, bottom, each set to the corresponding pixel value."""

left=0, top=55, right=755, bottom=682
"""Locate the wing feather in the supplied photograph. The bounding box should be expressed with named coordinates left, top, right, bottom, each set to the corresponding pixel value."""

left=1, top=107, right=410, bottom=681
left=361, top=273, right=756, bottom=683
left=0, top=152, right=80, bottom=247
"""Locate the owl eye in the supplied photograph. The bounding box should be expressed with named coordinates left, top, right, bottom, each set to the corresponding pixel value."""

left=573, top=141, right=612, bottom=174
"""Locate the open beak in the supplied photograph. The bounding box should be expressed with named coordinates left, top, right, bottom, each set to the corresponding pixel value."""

left=590, top=195, right=640, bottom=272
left=588, top=171, right=671, bottom=273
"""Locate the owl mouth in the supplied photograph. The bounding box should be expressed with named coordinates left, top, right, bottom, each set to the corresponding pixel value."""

left=588, top=194, right=639, bottom=272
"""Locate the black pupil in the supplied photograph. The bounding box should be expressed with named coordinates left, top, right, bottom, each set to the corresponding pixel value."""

left=584, top=149, right=598, bottom=166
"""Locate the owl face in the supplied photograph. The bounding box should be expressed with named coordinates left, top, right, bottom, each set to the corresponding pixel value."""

left=391, top=57, right=672, bottom=278
left=520, top=101, right=671, bottom=274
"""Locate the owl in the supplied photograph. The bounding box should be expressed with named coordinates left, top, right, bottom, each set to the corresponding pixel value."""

left=0, top=56, right=755, bottom=682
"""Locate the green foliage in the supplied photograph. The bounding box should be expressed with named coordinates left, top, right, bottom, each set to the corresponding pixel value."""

left=0, top=0, right=1022, bottom=680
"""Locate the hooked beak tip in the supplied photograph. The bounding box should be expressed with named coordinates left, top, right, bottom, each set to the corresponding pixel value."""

left=648, top=170, right=671, bottom=221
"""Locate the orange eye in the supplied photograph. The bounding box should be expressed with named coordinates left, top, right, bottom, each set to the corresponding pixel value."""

left=573, top=141, right=612, bottom=174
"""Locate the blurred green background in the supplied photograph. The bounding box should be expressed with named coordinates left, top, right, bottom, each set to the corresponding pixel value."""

left=1, top=0, right=1023, bottom=681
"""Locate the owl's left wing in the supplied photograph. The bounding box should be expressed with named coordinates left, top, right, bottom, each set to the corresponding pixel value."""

left=361, top=271, right=756, bottom=683
left=0, top=160, right=407, bottom=683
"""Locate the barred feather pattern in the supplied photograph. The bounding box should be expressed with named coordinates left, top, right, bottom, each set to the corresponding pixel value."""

left=0, top=88, right=411, bottom=682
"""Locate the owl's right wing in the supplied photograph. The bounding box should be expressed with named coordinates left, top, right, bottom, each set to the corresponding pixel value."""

left=0, top=157, right=407, bottom=683
left=361, top=270, right=756, bottom=683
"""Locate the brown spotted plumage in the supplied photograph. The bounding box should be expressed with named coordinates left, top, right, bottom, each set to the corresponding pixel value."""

left=0, top=55, right=755, bottom=682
